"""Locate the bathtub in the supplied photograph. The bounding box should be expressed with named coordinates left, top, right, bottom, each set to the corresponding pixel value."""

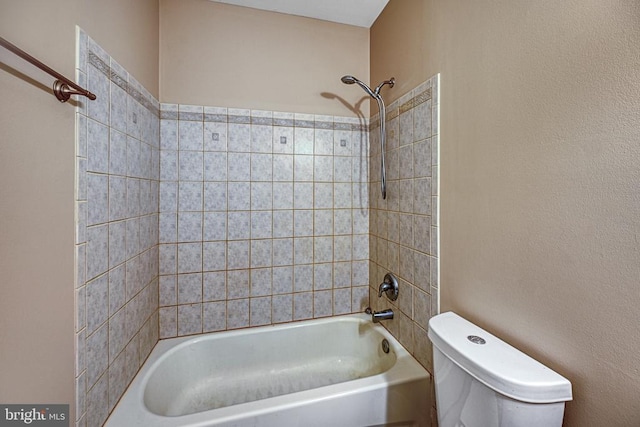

left=105, top=313, right=430, bottom=427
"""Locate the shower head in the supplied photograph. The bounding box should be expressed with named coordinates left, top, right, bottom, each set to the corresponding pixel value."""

left=341, top=75, right=358, bottom=85
left=340, top=75, right=395, bottom=99
left=341, top=75, right=377, bottom=98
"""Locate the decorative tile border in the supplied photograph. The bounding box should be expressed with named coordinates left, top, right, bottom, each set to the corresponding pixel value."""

left=178, top=111, right=203, bottom=121
left=334, top=122, right=354, bottom=131
left=161, top=104, right=367, bottom=132
left=205, top=113, right=228, bottom=123
left=87, top=51, right=159, bottom=117
left=160, top=110, right=177, bottom=120
left=273, top=117, right=294, bottom=127
left=369, top=86, right=433, bottom=131
left=400, top=87, right=432, bottom=114
left=294, top=118, right=315, bottom=128
left=251, top=116, right=273, bottom=126
left=87, top=52, right=110, bottom=78
left=109, top=68, right=128, bottom=93
left=228, top=114, right=251, bottom=124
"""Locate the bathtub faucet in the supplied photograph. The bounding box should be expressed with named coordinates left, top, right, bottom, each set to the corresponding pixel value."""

left=365, top=307, right=394, bottom=323
left=372, top=308, right=394, bottom=323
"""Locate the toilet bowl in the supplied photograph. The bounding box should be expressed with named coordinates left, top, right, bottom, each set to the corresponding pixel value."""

left=428, top=312, right=572, bottom=427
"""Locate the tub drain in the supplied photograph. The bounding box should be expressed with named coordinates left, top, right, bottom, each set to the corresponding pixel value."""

left=381, top=339, right=390, bottom=354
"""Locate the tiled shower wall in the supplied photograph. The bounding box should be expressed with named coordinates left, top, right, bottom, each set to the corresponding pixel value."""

left=73, top=28, right=437, bottom=427
left=74, top=29, right=160, bottom=427
left=158, top=106, right=370, bottom=337
left=368, top=75, right=440, bottom=372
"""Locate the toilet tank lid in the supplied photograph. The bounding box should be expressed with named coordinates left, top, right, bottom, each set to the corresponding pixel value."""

left=428, top=311, right=572, bottom=404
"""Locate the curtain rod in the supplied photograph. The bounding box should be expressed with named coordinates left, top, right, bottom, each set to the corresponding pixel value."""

left=0, top=36, right=96, bottom=103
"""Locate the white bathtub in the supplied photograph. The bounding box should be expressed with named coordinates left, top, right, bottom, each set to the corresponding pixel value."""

left=105, top=313, right=430, bottom=427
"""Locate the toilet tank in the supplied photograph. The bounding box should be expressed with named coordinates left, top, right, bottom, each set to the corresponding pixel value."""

left=428, top=312, right=572, bottom=427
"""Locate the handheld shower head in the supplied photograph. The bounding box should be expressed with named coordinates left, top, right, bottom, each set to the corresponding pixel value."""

left=341, top=75, right=358, bottom=84
left=340, top=75, right=376, bottom=98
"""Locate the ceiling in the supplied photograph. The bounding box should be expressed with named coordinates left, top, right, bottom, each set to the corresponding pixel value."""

left=208, top=0, right=389, bottom=28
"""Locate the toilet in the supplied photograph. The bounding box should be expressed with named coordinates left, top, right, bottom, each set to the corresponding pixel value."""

left=428, top=312, right=572, bottom=427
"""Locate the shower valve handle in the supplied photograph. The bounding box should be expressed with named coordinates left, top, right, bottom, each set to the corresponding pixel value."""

left=378, top=273, right=399, bottom=301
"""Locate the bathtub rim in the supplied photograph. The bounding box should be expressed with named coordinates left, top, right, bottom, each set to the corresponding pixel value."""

left=148, top=312, right=395, bottom=374
left=105, top=313, right=430, bottom=427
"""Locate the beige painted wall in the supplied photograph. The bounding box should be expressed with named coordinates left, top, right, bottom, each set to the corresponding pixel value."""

left=0, top=0, right=158, bottom=422
left=160, top=0, right=370, bottom=116
left=78, top=0, right=160, bottom=96
left=372, top=0, right=640, bottom=425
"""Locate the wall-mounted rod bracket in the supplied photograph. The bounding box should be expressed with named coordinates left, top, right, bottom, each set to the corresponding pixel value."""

left=52, top=80, right=96, bottom=102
